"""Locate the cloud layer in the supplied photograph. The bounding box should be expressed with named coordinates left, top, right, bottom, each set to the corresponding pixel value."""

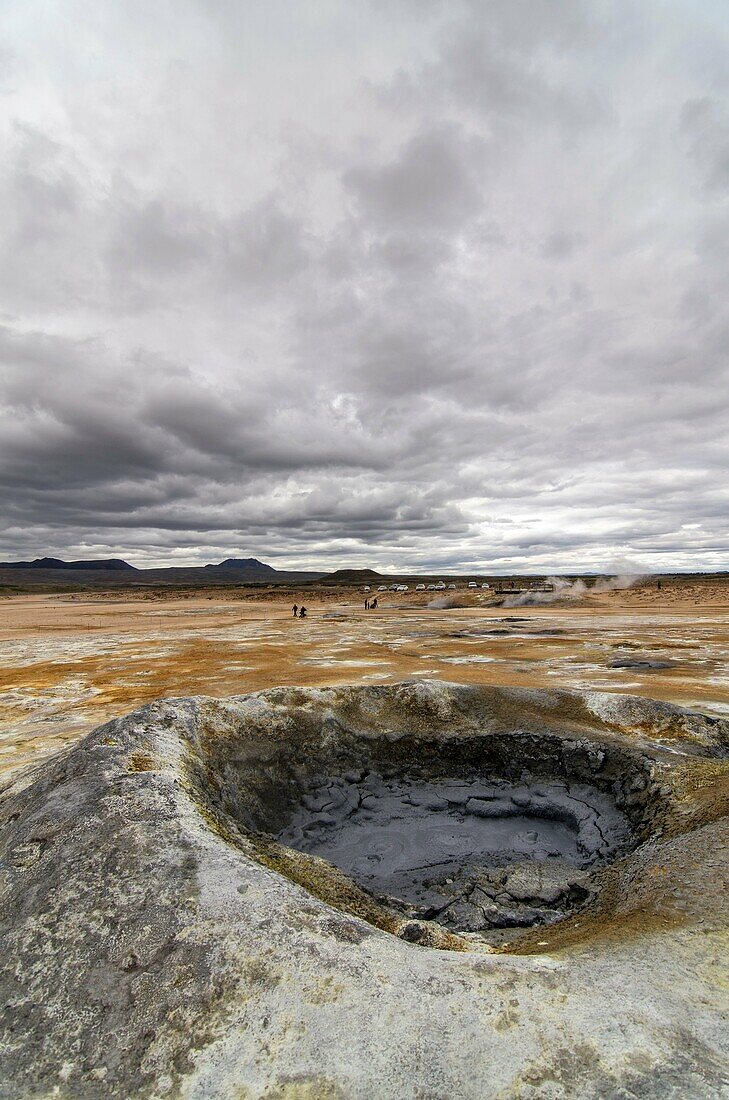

left=0, top=0, right=727, bottom=571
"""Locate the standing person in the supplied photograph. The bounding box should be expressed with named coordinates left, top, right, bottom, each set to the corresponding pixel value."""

left=371, top=597, right=378, bottom=610
left=292, top=603, right=298, bottom=618
left=364, top=597, right=369, bottom=610
left=299, top=606, right=307, bottom=618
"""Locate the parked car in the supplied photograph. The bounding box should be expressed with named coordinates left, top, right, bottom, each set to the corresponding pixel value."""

left=427, top=584, right=436, bottom=590
left=435, top=582, right=446, bottom=590
left=364, top=585, right=370, bottom=591
left=416, top=583, right=425, bottom=591
left=481, top=583, right=490, bottom=589
left=448, top=583, right=456, bottom=589
left=399, top=585, right=409, bottom=592
left=378, top=585, right=388, bottom=591
left=468, top=581, right=478, bottom=588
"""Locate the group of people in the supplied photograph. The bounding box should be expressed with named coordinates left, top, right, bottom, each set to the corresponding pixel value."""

left=291, top=598, right=378, bottom=616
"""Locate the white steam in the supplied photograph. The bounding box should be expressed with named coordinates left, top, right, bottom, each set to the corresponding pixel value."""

left=427, top=594, right=468, bottom=609
left=503, top=573, right=645, bottom=607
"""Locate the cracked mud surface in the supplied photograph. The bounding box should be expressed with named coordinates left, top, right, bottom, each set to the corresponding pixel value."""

left=276, top=771, right=631, bottom=939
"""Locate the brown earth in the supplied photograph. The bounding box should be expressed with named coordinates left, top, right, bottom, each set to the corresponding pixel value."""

left=1, top=574, right=728, bottom=780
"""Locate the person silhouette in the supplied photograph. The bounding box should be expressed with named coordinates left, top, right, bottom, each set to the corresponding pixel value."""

left=292, top=604, right=298, bottom=617
left=299, top=606, right=307, bottom=617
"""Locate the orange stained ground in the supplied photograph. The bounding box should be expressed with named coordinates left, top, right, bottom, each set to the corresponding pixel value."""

left=1, top=576, right=728, bottom=780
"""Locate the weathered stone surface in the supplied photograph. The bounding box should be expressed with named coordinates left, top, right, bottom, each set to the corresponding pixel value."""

left=0, top=680, right=727, bottom=1098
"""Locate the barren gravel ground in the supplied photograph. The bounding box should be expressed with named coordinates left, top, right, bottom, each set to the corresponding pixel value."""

left=1, top=576, right=728, bottom=780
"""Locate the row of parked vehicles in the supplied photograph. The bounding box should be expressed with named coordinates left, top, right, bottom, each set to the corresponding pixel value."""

left=363, top=581, right=490, bottom=592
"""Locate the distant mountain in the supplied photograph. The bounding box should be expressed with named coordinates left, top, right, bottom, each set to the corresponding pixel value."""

left=0, top=557, right=137, bottom=571
left=320, top=568, right=384, bottom=582
left=0, top=553, right=324, bottom=589
left=204, top=558, right=277, bottom=573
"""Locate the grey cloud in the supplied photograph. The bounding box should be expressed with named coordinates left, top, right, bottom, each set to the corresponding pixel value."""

left=376, top=0, right=604, bottom=137
left=680, top=97, right=729, bottom=193
left=0, top=45, right=16, bottom=93
left=0, top=0, right=726, bottom=573
left=108, top=197, right=211, bottom=278
left=221, top=197, right=310, bottom=288
left=541, top=229, right=584, bottom=260
left=344, top=125, right=486, bottom=229
left=5, top=126, right=81, bottom=247
left=369, top=232, right=456, bottom=278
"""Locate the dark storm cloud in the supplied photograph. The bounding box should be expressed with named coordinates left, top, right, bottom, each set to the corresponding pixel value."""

left=0, top=0, right=727, bottom=571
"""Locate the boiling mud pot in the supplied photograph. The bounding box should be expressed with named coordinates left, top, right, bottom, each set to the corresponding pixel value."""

left=276, top=770, right=634, bottom=938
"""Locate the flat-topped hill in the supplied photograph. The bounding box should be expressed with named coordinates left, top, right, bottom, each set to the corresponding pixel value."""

left=0, top=556, right=137, bottom=571
left=320, top=568, right=384, bottom=582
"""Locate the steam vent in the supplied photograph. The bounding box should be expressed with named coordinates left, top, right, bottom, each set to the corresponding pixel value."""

left=1, top=681, right=727, bottom=1098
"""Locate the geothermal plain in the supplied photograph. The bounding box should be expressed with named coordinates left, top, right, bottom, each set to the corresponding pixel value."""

left=1, top=573, right=728, bottom=782
left=1, top=573, right=728, bottom=1098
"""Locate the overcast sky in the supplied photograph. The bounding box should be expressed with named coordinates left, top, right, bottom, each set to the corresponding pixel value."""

left=0, top=1, right=727, bottom=573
